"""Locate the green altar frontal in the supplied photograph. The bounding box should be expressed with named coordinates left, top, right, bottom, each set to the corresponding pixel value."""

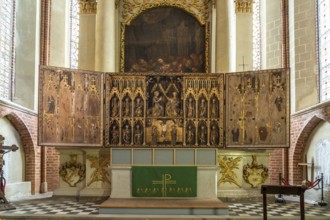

left=132, top=166, right=197, bottom=197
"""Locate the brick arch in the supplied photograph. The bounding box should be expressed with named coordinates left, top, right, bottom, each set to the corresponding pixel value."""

left=289, top=115, right=324, bottom=184
left=0, top=112, right=38, bottom=193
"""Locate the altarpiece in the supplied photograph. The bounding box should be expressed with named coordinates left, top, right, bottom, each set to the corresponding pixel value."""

left=39, top=67, right=289, bottom=149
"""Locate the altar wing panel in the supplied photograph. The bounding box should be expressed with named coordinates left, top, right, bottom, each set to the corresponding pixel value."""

left=225, top=69, right=290, bottom=148
left=38, top=66, right=104, bottom=146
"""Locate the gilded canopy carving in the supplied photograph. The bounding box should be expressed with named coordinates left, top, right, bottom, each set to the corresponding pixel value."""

left=121, top=0, right=210, bottom=26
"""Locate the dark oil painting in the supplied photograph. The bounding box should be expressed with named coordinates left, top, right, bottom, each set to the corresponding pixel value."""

left=124, top=7, right=206, bottom=73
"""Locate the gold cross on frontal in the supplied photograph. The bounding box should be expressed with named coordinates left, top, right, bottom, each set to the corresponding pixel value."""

left=152, top=174, right=176, bottom=197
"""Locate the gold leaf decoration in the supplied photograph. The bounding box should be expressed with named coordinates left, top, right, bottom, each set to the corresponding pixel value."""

left=243, top=155, right=268, bottom=188
left=121, top=0, right=210, bottom=26
left=86, top=155, right=111, bottom=187
left=217, top=155, right=242, bottom=188
left=59, top=154, right=86, bottom=187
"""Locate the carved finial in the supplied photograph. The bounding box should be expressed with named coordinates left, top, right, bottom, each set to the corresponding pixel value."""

left=235, top=0, right=253, bottom=13
left=79, top=0, right=97, bottom=14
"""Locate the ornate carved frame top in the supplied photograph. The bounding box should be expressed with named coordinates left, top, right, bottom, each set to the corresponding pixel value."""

left=121, top=0, right=211, bottom=26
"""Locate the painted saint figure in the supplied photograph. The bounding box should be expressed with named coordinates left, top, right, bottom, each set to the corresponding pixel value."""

left=111, top=97, right=119, bottom=117
left=186, top=97, right=195, bottom=118
left=161, top=121, right=167, bottom=138
left=110, top=125, right=119, bottom=144
left=274, top=96, right=283, bottom=112
left=122, top=124, right=131, bottom=144
left=210, top=125, right=218, bottom=145
left=151, top=91, right=164, bottom=116
left=186, top=125, right=195, bottom=145
left=134, top=124, right=143, bottom=145
left=151, top=125, right=158, bottom=144
left=199, top=125, right=207, bottom=144
left=123, top=97, right=131, bottom=117
left=47, top=95, right=56, bottom=114
left=199, top=98, right=207, bottom=118
left=210, top=98, right=218, bottom=117
left=134, top=97, right=143, bottom=117
left=165, top=92, right=180, bottom=116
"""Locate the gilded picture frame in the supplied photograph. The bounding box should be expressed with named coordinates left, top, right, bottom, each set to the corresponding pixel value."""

left=120, top=1, right=211, bottom=73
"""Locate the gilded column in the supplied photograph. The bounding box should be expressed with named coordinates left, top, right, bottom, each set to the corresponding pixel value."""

left=235, top=0, right=253, bottom=71
left=95, top=0, right=116, bottom=72
left=78, top=0, right=97, bottom=70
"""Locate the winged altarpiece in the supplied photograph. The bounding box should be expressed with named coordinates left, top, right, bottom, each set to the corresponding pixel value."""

left=38, top=66, right=289, bottom=149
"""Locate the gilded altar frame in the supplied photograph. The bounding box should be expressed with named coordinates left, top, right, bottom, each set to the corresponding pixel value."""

left=119, top=0, right=211, bottom=73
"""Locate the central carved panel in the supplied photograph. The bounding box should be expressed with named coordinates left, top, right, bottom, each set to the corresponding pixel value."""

left=105, top=74, right=224, bottom=147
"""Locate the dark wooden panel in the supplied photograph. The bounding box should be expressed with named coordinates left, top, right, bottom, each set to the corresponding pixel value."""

left=38, top=66, right=103, bottom=146
left=226, top=69, right=290, bottom=148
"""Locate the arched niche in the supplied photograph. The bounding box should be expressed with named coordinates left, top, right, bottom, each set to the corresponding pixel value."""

left=0, top=116, right=30, bottom=200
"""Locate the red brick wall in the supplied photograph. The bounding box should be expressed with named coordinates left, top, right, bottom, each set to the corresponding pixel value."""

left=289, top=103, right=330, bottom=184
left=269, top=149, right=284, bottom=184
left=0, top=101, right=60, bottom=193
left=46, top=147, right=60, bottom=191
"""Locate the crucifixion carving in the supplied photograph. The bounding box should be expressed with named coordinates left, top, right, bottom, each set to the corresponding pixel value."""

left=0, top=134, right=18, bottom=210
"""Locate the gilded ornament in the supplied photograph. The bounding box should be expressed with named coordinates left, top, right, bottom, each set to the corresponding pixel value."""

left=235, top=0, right=253, bottom=13
left=243, top=155, right=268, bottom=188
left=87, top=155, right=111, bottom=186
left=217, top=155, right=242, bottom=188
left=121, top=0, right=210, bottom=25
left=59, top=154, right=86, bottom=187
left=79, top=0, right=97, bottom=14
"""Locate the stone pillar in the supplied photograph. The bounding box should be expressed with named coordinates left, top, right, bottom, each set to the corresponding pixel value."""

left=215, top=0, right=231, bottom=73
left=78, top=0, right=97, bottom=71
left=49, top=0, right=70, bottom=67
left=95, top=0, right=116, bottom=72
left=15, top=0, right=41, bottom=110
left=235, top=0, right=253, bottom=71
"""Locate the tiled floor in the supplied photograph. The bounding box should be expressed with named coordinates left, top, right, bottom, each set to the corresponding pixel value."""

left=0, top=197, right=330, bottom=219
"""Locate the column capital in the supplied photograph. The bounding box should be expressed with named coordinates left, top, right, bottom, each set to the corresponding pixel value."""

left=79, top=0, right=97, bottom=14
left=235, top=0, right=253, bottom=13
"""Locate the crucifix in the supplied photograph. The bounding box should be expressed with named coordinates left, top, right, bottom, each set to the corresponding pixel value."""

left=0, top=134, right=18, bottom=211
left=239, top=56, right=249, bottom=71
